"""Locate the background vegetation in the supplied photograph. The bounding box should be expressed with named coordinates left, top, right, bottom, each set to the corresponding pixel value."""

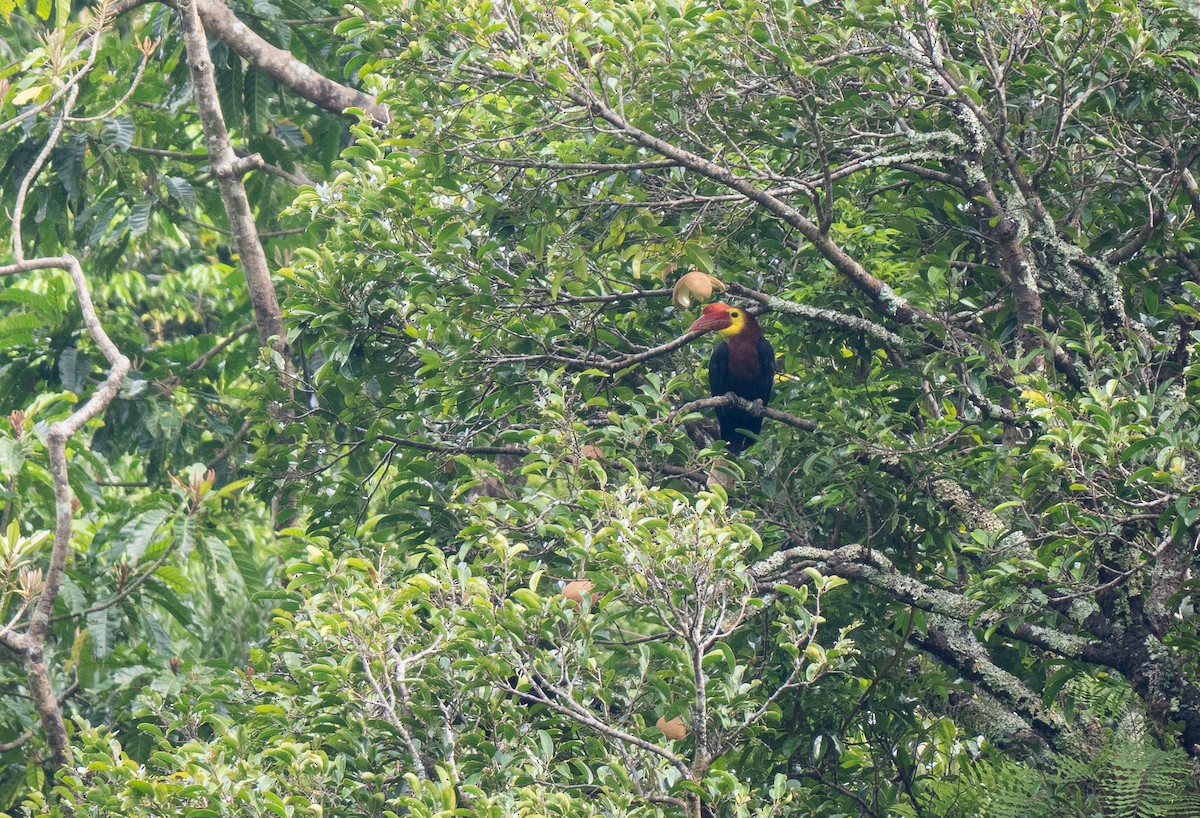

left=2, top=0, right=1200, bottom=815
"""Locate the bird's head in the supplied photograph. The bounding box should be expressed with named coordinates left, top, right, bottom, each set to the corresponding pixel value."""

left=687, top=302, right=749, bottom=337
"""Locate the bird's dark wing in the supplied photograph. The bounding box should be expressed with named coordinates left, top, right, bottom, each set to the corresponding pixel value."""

left=753, top=336, right=775, bottom=404
left=708, top=341, right=730, bottom=398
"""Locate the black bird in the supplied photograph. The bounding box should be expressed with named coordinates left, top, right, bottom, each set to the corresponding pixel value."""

left=688, top=302, right=774, bottom=453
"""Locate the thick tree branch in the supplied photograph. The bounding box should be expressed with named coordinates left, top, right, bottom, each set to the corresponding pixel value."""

left=191, top=0, right=388, bottom=125
left=910, top=615, right=1077, bottom=753
left=752, top=536, right=1200, bottom=755
left=750, top=543, right=1092, bottom=659
left=894, top=17, right=1047, bottom=364
left=177, top=0, right=286, bottom=354
left=944, top=683, right=1057, bottom=752
left=110, top=0, right=388, bottom=124
left=538, top=79, right=929, bottom=327
left=726, top=284, right=908, bottom=348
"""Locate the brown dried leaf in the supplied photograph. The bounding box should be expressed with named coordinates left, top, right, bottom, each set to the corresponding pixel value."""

left=672, top=270, right=726, bottom=308
left=563, top=579, right=594, bottom=604
left=656, top=715, right=688, bottom=740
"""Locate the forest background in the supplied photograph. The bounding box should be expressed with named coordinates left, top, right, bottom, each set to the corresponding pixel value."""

left=2, top=0, right=1200, bottom=815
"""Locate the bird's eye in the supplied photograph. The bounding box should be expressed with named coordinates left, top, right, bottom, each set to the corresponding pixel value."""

left=730, top=311, right=739, bottom=318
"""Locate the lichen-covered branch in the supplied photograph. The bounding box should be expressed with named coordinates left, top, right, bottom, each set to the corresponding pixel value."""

left=941, top=678, right=1058, bottom=752
left=750, top=543, right=1092, bottom=659
left=726, top=284, right=909, bottom=348
left=911, top=614, right=1079, bottom=753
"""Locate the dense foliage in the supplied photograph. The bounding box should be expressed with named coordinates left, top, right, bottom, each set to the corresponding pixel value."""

left=3, top=0, right=1200, bottom=815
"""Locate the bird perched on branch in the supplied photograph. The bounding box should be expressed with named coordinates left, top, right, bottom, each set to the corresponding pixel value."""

left=688, top=302, right=774, bottom=453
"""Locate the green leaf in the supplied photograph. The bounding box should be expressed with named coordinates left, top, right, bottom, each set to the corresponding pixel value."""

left=87, top=607, right=110, bottom=658
left=217, top=54, right=245, bottom=129
left=683, top=243, right=715, bottom=275
left=129, top=200, right=152, bottom=238
left=58, top=348, right=90, bottom=393
left=0, top=438, right=23, bottom=478
left=245, top=66, right=269, bottom=134
left=122, top=507, right=172, bottom=563
left=164, top=176, right=197, bottom=212
left=101, top=115, right=135, bottom=151
left=0, top=313, right=41, bottom=346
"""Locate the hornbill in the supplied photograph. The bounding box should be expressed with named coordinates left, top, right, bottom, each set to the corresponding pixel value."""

left=687, top=302, right=774, bottom=453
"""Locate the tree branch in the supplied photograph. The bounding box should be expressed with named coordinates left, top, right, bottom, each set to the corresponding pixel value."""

left=190, top=0, right=389, bottom=125
left=553, top=83, right=927, bottom=326
left=491, top=329, right=704, bottom=374
left=375, top=433, right=531, bottom=458
left=12, top=87, right=78, bottom=261
left=466, top=154, right=680, bottom=172
left=495, top=676, right=692, bottom=780
left=726, top=284, right=908, bottom=348
left=672, top=394, right=818, bottom=433
left=0, top=255, right=131, bottom=768
left=910, top=614, right=1077, bottom=753
left=109, top=0, right=388, bottom=124
left=750, top=543, right=1092, bottom=660
left=177, top=0, right=286, bottom=354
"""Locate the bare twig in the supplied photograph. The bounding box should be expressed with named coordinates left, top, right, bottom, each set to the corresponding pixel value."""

left=0, top=728, right=33, bottom=753
left=187, top=322, right=255, bottom=371
left=206, top=418, right=253, bottom=469
left=466, top=154, right=680, bottom=172
left=375, top=433, right=531, bottom=458
left=67, top=46, right=152, bottom=123
left=492, top=329, right=704, bottom=374
left=69, top=532, right=181, bottom=620
left=494, top=675, right=692, bottom=779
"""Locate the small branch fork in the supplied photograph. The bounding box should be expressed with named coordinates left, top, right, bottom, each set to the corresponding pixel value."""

left=0, top=256, right=131, bottom=767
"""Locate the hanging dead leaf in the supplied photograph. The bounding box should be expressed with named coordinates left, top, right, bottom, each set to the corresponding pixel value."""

left=563, top=579, right=594, bottom=604
left=672, top=270, right=726, bottom=308
left=656, top=715, right=688, bottom=740
left=706, top=456, right=736, bottom=491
